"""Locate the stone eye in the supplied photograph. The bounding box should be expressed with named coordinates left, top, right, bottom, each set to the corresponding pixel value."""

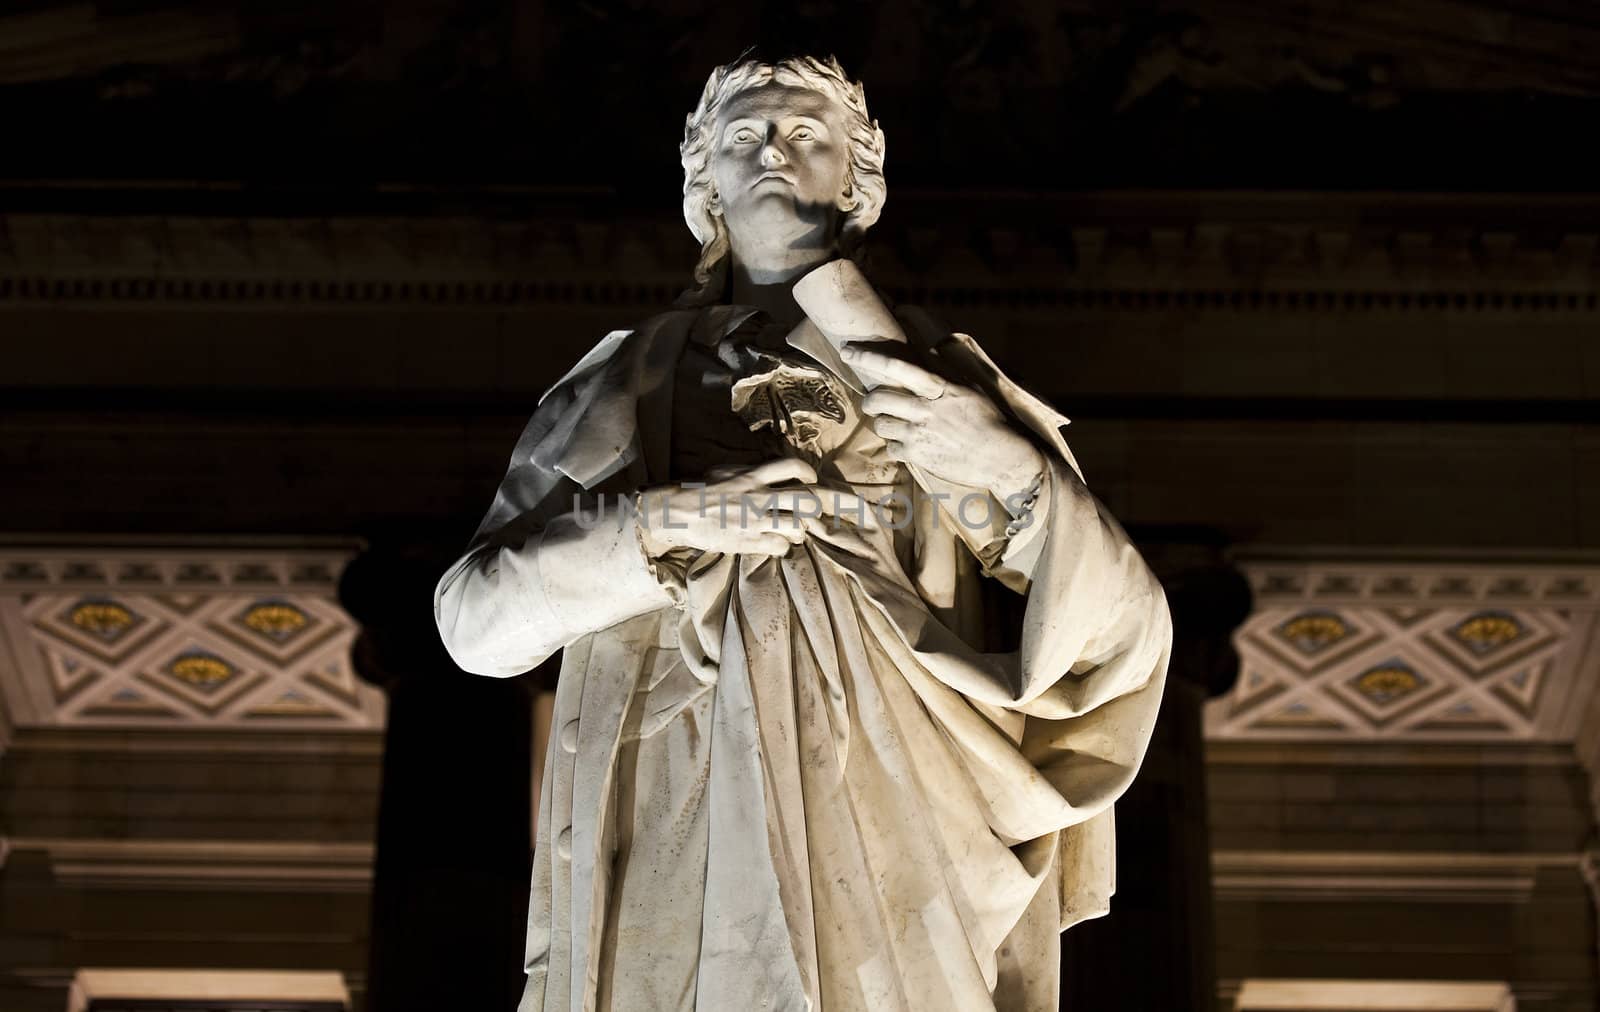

left=732, top=128, right=759, bottom=143
left=791, top=127, right=815, bottom=141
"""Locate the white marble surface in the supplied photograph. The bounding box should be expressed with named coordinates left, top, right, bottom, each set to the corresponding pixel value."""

left=436, top=55, right=1171, bottom=1012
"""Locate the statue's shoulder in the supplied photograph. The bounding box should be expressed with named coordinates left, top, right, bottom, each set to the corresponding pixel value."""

left=891, top=303, right=954, bottom=350
left=537, top=307, right=699, bottom=406
left=632, top=305, right=702, bottom=334
left=891, top=303, right=998, bottom=380
left=892, top=301, right=1079, bottom=474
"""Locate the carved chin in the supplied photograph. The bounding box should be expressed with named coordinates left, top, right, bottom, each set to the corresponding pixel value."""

left=728, top=196, right=835, bottom=237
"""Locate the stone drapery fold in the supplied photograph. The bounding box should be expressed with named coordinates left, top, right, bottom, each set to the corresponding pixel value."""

left=435, top=305, right=1170, bottom=1012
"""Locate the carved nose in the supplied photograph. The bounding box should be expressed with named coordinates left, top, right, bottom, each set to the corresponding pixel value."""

left=760, top=144, right=786, bottom=168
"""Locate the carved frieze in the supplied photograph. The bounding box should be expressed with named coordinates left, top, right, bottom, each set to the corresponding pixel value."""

left=3, top=193, right=1600, bottom=310
left=1, top=1, right=1597, bottom=190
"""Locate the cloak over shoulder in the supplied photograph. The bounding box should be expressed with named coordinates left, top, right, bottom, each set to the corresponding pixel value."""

left=436, top=305, right=1171, bottom=1012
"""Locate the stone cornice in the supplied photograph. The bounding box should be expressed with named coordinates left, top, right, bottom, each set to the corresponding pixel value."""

left=1, top=837, right=374, bottom=892
left=1205, top=740, right=1580, bottom=767
left=1237, top=555, right=1600, bottom=610
left=2, top=2, right=1597, bottom=195
left=3, top=192, right=1600, bottom=310
left=0, top=541, right=361, bottom=593
left=1212, top=849, right=1578, bottom=904
left=1, top=725, right=384, bottom=756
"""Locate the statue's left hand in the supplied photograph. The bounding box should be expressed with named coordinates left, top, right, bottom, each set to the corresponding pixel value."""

left=842, top=342, right=1044, bottom=498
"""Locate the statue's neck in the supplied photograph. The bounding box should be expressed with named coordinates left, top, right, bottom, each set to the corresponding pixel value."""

left=728, top=252, right=836, bottom=328
left=732, top=217, right=844, bottom=326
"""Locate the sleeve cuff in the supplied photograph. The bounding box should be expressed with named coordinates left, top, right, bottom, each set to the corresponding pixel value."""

left=998, top=468, right=1052, bottom=582
left=538, top=500, right=678, bottom=630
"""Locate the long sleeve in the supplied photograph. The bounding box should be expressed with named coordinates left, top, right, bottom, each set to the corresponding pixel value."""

left=870, top=318, right=1172, bottom=853
left=433, top=319, right=694, bottom=677
left=1012, top=459, right=1169, bottom=714
left=912, top=465, right=1053, bottom=595
left=435, top=500, right=676, bottom=677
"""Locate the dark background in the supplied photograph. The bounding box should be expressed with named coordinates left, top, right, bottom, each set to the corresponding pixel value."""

left=2, top=2, right=1598, bottom=1010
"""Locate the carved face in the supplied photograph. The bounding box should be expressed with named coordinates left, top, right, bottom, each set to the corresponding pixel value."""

left=711, top=83, right=852, bottom=248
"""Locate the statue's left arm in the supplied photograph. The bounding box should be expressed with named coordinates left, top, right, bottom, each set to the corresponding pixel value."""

left=846, top=331, right=1172, bottom=830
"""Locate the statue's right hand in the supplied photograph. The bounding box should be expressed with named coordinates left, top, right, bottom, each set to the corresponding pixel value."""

left=635, top=459, right=868, bottom=559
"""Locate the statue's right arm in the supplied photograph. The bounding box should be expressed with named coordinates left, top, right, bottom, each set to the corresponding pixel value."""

left=432, top=344, right=676, bottom=677
left=434, top=498, right=676, bottom=678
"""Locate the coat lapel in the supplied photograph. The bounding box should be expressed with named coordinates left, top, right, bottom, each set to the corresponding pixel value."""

left=547, top=310, right=697, bottom=490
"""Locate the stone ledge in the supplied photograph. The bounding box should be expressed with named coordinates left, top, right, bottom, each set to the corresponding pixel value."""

left=1, top=837, right=374, bottom=893
left=1213, top=849, right=1579, bottom=904
left=4, top=192, right=1600, bottom=304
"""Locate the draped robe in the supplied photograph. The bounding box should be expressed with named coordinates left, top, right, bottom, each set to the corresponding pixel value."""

left=435, top=302, right=1172, bottom=1012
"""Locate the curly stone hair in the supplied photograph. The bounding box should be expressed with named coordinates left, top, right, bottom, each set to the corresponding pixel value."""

left=679, top=55, right=887, bottom=303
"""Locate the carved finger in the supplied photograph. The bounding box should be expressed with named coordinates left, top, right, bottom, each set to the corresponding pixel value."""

left=734, top=458, right=818, bottom=490
left=869, top=416, right=914, bottom=443
left=810, top=490, right=879, bottom=529
left=860, top=388, right=930, bottom=421
left=767, top=490, right=826, bottom=518
left=753, top=532, right=799, bottom=556
left=760, top=517, right=809, bottom=541
left=801, top=518, right=876, bottom=558
left=839, top=344, right=947, bottom=400
left=751, top=489, right=878, bottom=530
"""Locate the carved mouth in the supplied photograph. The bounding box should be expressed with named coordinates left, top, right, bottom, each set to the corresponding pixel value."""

left=753, top=171, right=796, bottom=187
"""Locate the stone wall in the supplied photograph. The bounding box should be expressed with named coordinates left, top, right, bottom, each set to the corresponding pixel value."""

left=1209, top=742, right=1598, bottom=1011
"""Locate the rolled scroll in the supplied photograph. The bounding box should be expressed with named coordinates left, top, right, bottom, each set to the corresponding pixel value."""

left=788, top=259, right=907, bottom=394
left=791, top=258, right=907, bottom=348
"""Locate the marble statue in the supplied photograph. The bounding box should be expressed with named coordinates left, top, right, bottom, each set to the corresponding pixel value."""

left=435, top=54, right=1172, bottom=1012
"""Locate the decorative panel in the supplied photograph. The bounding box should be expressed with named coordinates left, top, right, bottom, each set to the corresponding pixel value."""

left=0, top=545, right=382, bottom=732
left=1207, top=559, right=1600, bottom=742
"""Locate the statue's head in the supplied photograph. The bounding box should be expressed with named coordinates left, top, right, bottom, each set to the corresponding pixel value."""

left=680, top=55, right=886, bottom=296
